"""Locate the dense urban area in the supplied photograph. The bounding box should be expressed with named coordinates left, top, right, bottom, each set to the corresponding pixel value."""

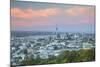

left=11, top=31, right=95, bottom=66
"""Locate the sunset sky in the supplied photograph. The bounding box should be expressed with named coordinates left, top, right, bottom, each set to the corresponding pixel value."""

left=11, top=1, right=95, bottom=33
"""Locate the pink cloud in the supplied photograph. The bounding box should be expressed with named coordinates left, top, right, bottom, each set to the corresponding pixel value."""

left=11, top=7, right=95, bottom=27
left=65, top=7, right=94, bottom=16
left=11, top=21, right=33, bottom=27
left=11, top=17, right=51, bottom=27
left=11, top=8, right=61, bottom=19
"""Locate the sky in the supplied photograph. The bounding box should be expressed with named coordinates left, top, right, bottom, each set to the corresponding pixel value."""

left=11, top=1, right=95, bottom=33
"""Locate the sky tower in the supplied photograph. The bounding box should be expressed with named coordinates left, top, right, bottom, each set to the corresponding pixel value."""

left=56, top=24, right=58, bottom=35
left=56, top=25, right=60, bottom=39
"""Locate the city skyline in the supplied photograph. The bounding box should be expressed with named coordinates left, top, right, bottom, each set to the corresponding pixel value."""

left=11, top=1, right=95, bottom=33
left=10, top=1, right=95, bottom=66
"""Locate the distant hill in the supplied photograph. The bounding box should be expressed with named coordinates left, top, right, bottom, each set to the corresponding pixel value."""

left=11, top=31, right=56, bottom=37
